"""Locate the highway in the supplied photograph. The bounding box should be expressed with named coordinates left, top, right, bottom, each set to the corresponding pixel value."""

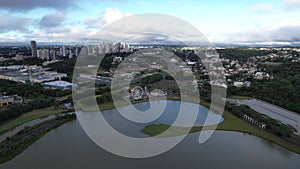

left=232, top=99, right=300, bottom=135
left=226, top=98, right=300, bottom=135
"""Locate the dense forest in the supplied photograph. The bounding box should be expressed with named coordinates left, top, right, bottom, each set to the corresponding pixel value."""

left=217, top=48, right=275, bottom=63
left=46, top=59, right=76, bottom=77
left=0, top=79, right=71, bottom=99
left=0, top=99, right=55, bottom=124
left=0, top=58, right=44, bottom=66
left=0, top=79, right=71, bottom=124
left=228, top=62, right=300, bottom=113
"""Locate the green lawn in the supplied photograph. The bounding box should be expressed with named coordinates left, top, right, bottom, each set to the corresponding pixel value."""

left=0, top=106, right=65, bottom=135
left=228, top=95, right=251, bottom=100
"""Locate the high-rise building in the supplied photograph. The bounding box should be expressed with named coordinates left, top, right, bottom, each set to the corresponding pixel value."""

left=37, top=49, right=49, bottom=60
left=37, top=49, right=43, bottom=59
left=79, top=46, right=88, bottom=56
left=60, top=46, right=66, bottom=57
left=43, top=49, right=49, bottom=60
left=55, top=50, right=61, bottom=57
left=30, top=41, right=37, bottom=58
left=68, top=49, right=73, bottom=59
left=49, top=50, right=55, bottom=60
left=36, top=49, right=43, bottom=59
left=87, top=45, right=94, bottom=55
left=62, top=46, right=66, bottom=57
left=75, top=48, right=79, bottom=57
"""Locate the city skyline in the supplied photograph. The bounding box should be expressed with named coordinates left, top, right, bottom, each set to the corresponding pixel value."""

left=0, top=0, right=300, bottom=45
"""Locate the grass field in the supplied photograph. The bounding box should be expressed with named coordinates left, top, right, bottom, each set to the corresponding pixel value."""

left=228, top=95, right=251, bottom=100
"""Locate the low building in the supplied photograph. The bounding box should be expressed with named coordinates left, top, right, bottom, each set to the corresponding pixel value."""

left=42, top=80, right=78, bottom=90
left=95, top=76, right=112, bottom=85
left=0, top=95, right=23, bottom=108
left=254, top=72, right=271, bottom=80
left=0, top=65, right=67, bottom=83
left=244, top=81, right=251, bottom=87
left=243, top=114, right=266, bottom=130
left=233, top=81, right=244, bottom=87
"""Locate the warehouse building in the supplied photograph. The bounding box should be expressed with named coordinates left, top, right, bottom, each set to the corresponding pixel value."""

left=42, top=80, right=78, bottom=90
left=0, top=95, right=23, bottom=108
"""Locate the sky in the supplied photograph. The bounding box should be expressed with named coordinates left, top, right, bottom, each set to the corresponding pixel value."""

left=0, top=0, right=300, bottom=45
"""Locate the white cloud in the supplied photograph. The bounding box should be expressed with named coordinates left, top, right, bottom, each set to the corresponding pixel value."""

left=249, top=3, right=275, bottom=13
left=220, top=18, right=300, bottom=43
left=85, top=8, right=130, bottom=28
left=85, top=13, right=212, bottom=46
left=281, top=0, right=300, bottom=10
left=0, top=7, right=130, bottom=43
left=26, top=27, right=91, bottom=43
left=0, top=14, right=33, bottom=33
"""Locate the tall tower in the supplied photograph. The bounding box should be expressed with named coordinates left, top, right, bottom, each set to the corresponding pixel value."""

left=62, top=46, right=66, bottom=57
left=30, top=41, right=37, bottom=58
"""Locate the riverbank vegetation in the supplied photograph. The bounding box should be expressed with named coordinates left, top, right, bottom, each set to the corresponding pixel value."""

left=0, top=106, right=70, bottom=135
left=0, top=113, right=76, bottom=164
left=0, top=99, right=54, bottom=124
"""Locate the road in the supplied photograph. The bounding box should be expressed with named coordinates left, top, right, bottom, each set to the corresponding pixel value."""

left=0, top=118, right=71, bottom=153
left=229, top=99, right=300, bottom=135
left=0, top=115, right=55, bottom=142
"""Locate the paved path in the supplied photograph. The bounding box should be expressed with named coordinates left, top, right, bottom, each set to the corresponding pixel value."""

left=0, top=115, right=55, bottom=142
left=239, top=99, right=300, bottom=135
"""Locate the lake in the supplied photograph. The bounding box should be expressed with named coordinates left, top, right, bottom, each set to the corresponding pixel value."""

left=0, top=100, right=299, bottom=169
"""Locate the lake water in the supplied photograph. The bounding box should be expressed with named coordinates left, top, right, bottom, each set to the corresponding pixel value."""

left=0, top=100, right=299, bottom=169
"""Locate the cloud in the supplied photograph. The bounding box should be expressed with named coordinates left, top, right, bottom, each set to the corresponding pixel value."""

left=0, top=14, right=33, bottom=33
left=222, top=18, right=300, bottom=43
left=0, top=0, right=78, bottom=11
left=24, top=27, right=91, bottom=43
left=85, top=13, right=211, bottom=46
left=0, top=7, right=131, bottom=43
left=85, top=8, right=130, bottom=28
left=39, top=12, right=66, bottom=28
left=249, top=3, right=275, bottom=13
left=281, top=0, right=300, bottom=10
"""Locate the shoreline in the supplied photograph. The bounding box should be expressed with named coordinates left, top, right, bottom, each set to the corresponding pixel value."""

left=78, top=96, right=300, bottom=154
left=1, top=96, right=300, bottom=155
left=0, top=109, right=71, bottom=136
left=0, top=114, right=76, bottom=164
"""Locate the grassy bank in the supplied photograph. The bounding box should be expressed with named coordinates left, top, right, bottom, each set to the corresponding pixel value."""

left=0, top=106, right=67, bottom=135
left=141, top=105, right=300, bottom=154
left=0, top=114, right=76, bottom=164
left=228, top=95, right=251, bottom=100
